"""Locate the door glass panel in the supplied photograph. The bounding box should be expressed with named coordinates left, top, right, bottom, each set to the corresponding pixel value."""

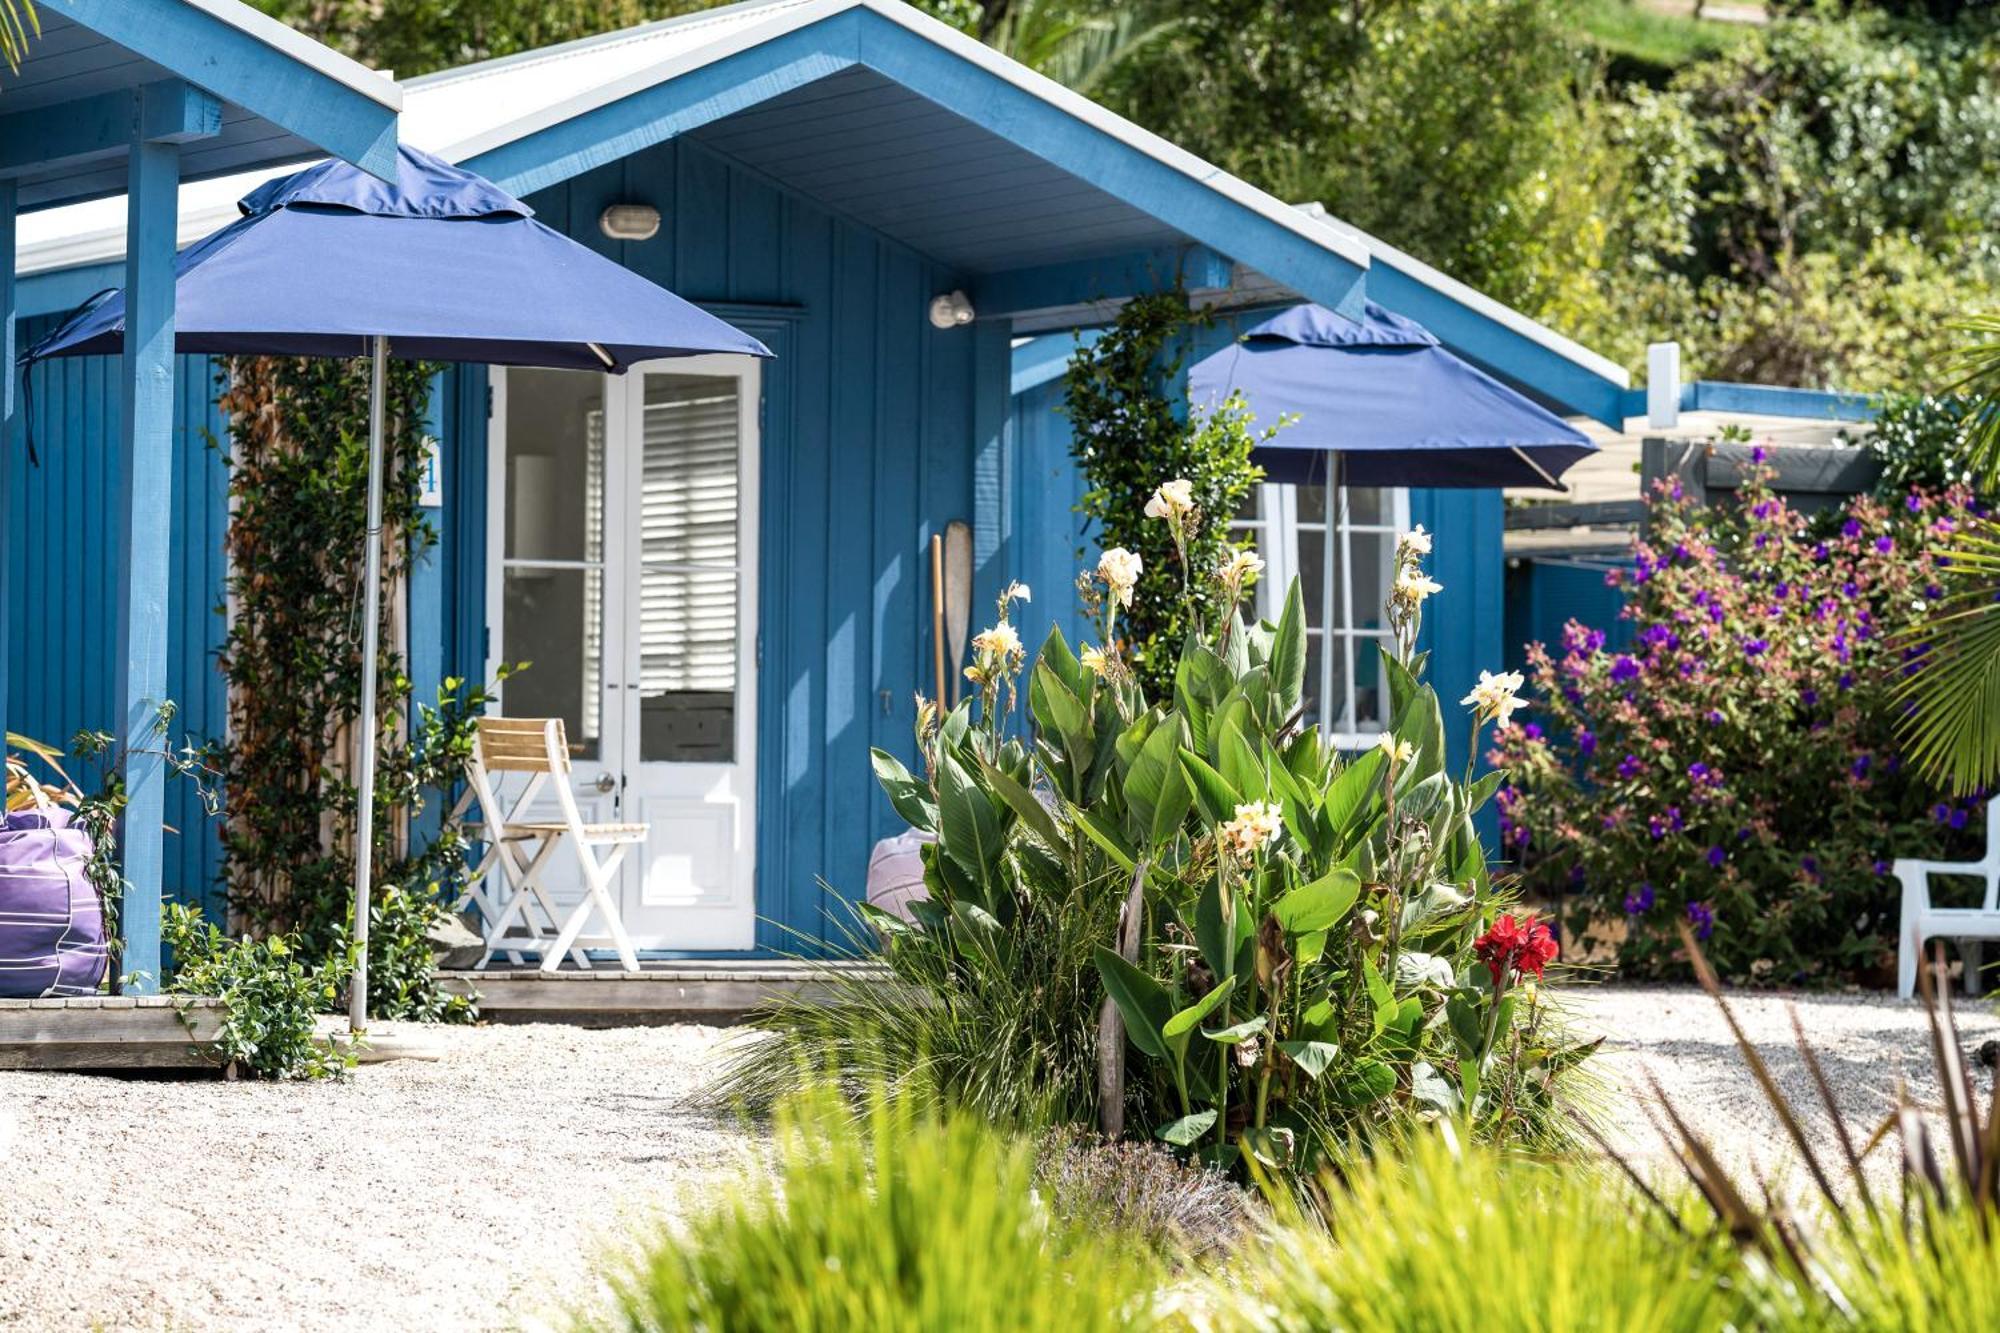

left=503, top=368, right=607, bottom=760
left=637, top=374, right=741, bottom=763
left=504, top=369, right=604, bottom=563
left=500, top=568, right=603, bottom=761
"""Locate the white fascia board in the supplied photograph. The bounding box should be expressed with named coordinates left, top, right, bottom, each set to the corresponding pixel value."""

left=181, top=0, right=403, bottom=109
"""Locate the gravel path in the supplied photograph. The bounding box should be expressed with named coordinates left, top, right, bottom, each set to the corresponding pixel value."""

left=1562, top=985, right=2000, bottom=1187
left=0, top=1024, right=749, bottom=1332
left=2, top=991, right=1995, bottom=1330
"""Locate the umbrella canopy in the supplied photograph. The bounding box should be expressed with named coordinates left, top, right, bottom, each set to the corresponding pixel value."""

left=1188, top=302, right=1594, bottom=490
left=22, top=145, right=772, bottom=1031
left=25, top=144, right=771, bottom=368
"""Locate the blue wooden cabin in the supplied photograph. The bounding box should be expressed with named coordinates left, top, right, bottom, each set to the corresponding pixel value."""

left=6, top=0, right=1639, bottom=965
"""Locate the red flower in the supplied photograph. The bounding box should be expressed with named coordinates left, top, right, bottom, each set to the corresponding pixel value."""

left=1474, top=913, right=1557, bottom=986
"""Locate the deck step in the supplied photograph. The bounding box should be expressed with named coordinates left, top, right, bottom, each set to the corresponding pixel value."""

left=439, top=959, right=887, bottom=1026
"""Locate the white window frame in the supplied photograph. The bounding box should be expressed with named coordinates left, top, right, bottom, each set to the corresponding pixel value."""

left=1233, top=480, right=1409, bottom=750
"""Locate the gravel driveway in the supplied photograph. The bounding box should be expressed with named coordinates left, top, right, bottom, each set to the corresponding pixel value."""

left=1566, top=985, right=2000, bottom=1187
left=0, top=1023, right=748, bottom=1332
left=2, top=989, right=1995, bottom=1331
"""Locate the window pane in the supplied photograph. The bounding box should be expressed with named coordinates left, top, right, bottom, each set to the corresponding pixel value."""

left=501, top=567, right=603, bottom=761
left=638, top=567, right=737, bottom=763
left=505, top=369, right=604, bottom=563
left=1234, top=488, right=1262, bottom=522
left=1353, top=633, right=1391, bottom=733
left=1345, top=487, right=1392, bottom=526
left=1297, top=527, right=1325, bottom=630
left=1350, top=528, right=1392, bottom=634
left=636, top=372, right=742, bottom=764
left=1295, top=484, right=1326, bottom=524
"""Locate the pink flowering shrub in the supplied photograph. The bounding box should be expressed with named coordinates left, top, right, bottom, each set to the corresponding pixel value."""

left=1496, top=461, right=1986, bottom=985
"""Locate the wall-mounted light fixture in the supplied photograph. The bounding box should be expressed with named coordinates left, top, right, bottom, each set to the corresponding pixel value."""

left=599, top=203, right=662, bottom=242
left=928, top=290, right=975, bottom=330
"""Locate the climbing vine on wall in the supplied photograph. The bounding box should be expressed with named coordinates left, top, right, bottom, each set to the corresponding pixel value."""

left=1062, top=292, right=1272, bottom=695
left=210, top=354, right=487, bottom=1022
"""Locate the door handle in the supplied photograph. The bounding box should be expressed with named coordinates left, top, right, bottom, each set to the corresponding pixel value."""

left=594, top=772, right=617, bottom=794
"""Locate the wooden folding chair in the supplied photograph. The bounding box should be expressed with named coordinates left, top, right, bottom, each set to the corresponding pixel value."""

left=457, top=718, right=646, bottom=973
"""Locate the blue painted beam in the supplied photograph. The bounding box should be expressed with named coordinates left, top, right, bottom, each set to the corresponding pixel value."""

left=0, top=80, right=220, bottom=176
left=1611, top=380, right=1879, bottom=426
left=466, top=9, right=1366, bottom=317
left=44, top=0, right=400, bottom=178
left=0, top=179, right=12, bottom=753
left=113, top=136, right=180, bottom=992
left=405, top=376, right=446, bottom=853
left=1011, top=328, right=1099, bottom=397
left=16, top=261, right=123, bottom=320
left=972, top=245, right=1232, bottom=319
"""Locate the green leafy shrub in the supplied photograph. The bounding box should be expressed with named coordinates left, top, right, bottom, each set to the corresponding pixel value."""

left=162, top=902, right=355, bottom=1080
left=582, top=1083, right=1160, bottom=1333
left=1498, top=461, right=1985, bottom=983
left=1856, top=391, right=1987, bottom=498
left=738, top=522, right=1590, bottom=1174
left=1063, top=291, right=1271, bottom=694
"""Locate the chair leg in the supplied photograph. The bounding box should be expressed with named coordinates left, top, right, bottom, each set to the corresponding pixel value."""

left=1896, top=877, right=1923, bottom=1000
left=1965, top=940, right=1984, bottom=997
left=536, top=844, right=639, bottom=974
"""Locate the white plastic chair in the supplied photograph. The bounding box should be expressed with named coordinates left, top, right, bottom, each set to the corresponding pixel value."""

left=458, top=717, right=646, bottom=974
left=1895, top=801, right=2000, bottom=998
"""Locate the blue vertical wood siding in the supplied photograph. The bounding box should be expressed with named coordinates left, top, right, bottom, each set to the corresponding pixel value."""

left=4, top=314, right=228, bottom=920
left=443, top=139, right=988, bottom=953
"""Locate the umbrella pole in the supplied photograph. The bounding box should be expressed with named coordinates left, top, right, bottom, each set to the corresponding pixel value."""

left=350, top=334, right=389, bottom=1033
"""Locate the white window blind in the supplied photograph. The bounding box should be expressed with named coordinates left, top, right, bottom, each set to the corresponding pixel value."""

left=638, top=376, right=741, bottom=694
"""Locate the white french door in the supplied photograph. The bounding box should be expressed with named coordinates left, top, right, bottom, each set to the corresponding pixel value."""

left=489, top=356, right=760, bottom=951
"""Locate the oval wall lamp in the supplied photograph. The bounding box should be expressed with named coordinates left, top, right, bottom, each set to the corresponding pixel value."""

left=928, top=290, right=975, bottom=329
left=599, top=203, right=662, bottom=242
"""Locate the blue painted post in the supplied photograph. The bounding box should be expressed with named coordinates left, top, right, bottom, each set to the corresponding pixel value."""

left=115, top=137, right=182, bottom=993
left=0, top=178, right=14, bottom=756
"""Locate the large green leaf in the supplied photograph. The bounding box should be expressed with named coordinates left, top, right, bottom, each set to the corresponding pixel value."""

left=1029, top=660, right=1093, bottom=791
left=1216, top=717, right=1265, bottom=802
left=1322, top=748, right=1385, bottom=841
left=870, top=747, right=937, bottom=833
left=1178, top=748, right=1239, bottom=827
left=1070, top=804, right=1137, bottom=871
left=1162, top=973, right=1236, bottom=1043
left=1036, top=623, right=1088, bottom=699
left=1278, top=1039, right=1339, bottom=1080
left=949, top=900, right=1011, bottom=976
left=1124, top=711, right=1192, bottom=847
left=1269, top=577, right=1307, bottom=714
left=1273, top=867, right=1361, bottom=934
left=1194, top=878, right=1233, bottom=979
left=976, top=751, right=1063, bottom=852
left=1155, top=1110, right=1219, bottom=1147
left=1094, top=946, right=1172, bottom=1060
left=937, top=752, right=1003, bottom=884
left=1203, top=1015, right=1267, bottom=1045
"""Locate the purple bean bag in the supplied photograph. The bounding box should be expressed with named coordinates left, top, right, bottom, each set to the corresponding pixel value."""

left=0, top=807, right=107, bottom=997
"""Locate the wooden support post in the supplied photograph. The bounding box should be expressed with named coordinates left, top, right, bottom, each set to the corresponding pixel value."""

left=114, top=134, right=182, bottom=993
left=0, top=178, right=14, bottom=754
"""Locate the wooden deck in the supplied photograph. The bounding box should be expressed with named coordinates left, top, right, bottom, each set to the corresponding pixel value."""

left=439, top=959, right=886, bottom=1026
left=0, top=995, right=443, bottom=1072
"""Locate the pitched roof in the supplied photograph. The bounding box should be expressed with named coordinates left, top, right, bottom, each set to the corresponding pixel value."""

left=16, top=0, right=1625, bottom=410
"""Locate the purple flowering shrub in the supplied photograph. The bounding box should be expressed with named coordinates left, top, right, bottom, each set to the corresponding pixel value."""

left=1496, top=463, right=1985, bottom=985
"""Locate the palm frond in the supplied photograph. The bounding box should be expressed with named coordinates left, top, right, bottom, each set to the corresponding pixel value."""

left=1893, top=518, right=2000, bottom=795
left=0, top=1, right=37, bottom=75
left=1947, top=313, right=2000, bottom=486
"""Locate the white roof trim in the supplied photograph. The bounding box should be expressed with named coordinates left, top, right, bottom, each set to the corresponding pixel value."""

left=1298, top=203, right=1631, bottom=389
left=181, top=0, right=403, bottom=109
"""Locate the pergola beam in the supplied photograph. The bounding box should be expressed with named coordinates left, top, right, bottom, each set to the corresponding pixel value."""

left=0, top=80, right=221, bottom=178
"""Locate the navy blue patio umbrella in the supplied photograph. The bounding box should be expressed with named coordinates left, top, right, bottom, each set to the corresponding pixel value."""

left=26, top=145, right=771, bottom=1029
left=1188, top=302, right=1595, bottom=491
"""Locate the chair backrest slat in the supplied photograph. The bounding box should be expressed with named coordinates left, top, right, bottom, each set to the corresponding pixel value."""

left=476, top=717, right=572, bottom=774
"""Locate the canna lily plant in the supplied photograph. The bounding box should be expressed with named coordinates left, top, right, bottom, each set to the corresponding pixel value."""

left=868, top=497, right=1592, bottom=1172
